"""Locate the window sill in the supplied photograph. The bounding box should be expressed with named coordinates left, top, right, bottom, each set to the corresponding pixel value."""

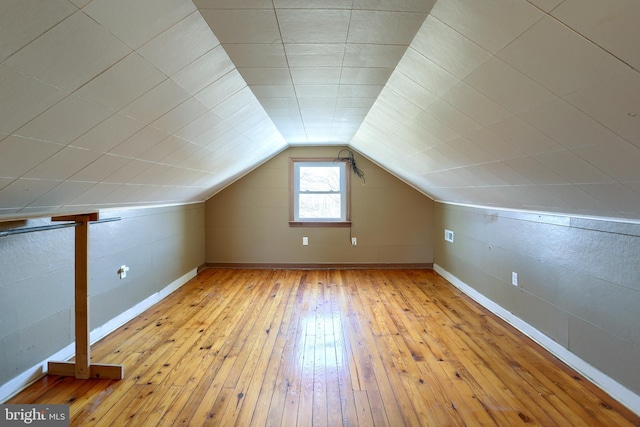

left=289, top=221, right=352, bottom=228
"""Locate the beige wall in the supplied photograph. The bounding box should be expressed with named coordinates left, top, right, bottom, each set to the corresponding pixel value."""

left=205, top=146, right=434, bottom=266
left=434, top=202, right=640, bottom=396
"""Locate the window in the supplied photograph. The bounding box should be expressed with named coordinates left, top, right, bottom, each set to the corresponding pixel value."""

left=289, top=158, right=350, bottom=227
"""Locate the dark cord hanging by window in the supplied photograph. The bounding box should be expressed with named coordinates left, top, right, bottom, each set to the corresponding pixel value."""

left=335, top=149, right=365, bottom=184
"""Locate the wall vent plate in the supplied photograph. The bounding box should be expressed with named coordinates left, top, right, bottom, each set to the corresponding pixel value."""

left=444, top=229, right=454, bottom=243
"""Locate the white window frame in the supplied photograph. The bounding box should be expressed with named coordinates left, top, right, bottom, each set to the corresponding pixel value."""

left=289, top=157, right=351, bottom=227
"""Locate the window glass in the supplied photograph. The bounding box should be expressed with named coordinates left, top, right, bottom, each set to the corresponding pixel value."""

left=290, top=159, right=350, bottom=226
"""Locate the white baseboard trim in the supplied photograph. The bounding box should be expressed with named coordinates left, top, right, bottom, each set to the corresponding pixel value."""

left=434, top=264, right=640, bottom=417
left=0, top=268, right=198, bottom=403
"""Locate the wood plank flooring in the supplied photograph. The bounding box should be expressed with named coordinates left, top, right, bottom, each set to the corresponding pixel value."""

left=7, top=269, right=640, bottom=426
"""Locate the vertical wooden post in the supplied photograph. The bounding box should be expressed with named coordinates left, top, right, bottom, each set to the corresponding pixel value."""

left=74, top=214, right=91, bottom=379
left=48, top=213, right=123, bottom=380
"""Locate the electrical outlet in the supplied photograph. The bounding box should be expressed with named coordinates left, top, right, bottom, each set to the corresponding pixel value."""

left=511, top=272, right=518, bottom=286
left=444, top=229, right=454, bottom=243
left=351, top=237, right=357, bottom=246
left=302, top=237, right=308, bottom=246
left=119, top=265, right=130, bottom=279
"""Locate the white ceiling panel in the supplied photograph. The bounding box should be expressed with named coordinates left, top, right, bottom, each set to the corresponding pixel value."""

left=199, top=9, right=280, bottom=43
left=150, top=98, right=209, bottom=134
left=526, top=0, right=563, bottom=12
left=534, top=150, right=616, bottom=184
left=396, top=48, right=459, bottom=97
left=291, top=68, right=342, bottom=85
left=296, top=85, right=339, bottom=98
left=412, top=15, right=492, bottom=79
left=27, top=181, right=96, bottom=209
left=348, top=10, right=427, bottom=44
left=497, top=16, right=622, bottom=96
left=250, top=85, right=296, bottom=98
left=543, top=184, right=614, bottom=215
left=64, top=182, right=119, bottom=206
left=487, top=116, right=563, bottom=155
left=573, top=140, right=640, bottom=183
left=430, top=0, right=543, bottom=53
left=278, top=9, right=351, bottom=43
left=222, top=44, right=287, bottom=68
left=423, top=99, right=482, bottom=136
left=69, top=154, right=131, bottom=183
left=173, top=110, right=224, bottom=142
left=551, top=0, right=640, bottom=71
left=120, top=79, right=191, bottom=124
left=212, top=87, right=259, bottom=119
left=23, top=147, right=102, bottom=181
left=338, top=85, right=384, bottom=98
left=340, top=67, right=394, bottom=85
left=376, top=89, right=423, bottom=120
left=138, top=135, right=189, bottom=164
left=343, top=44, right=407, bottom=67
left=5, top=11, right=131, bottom=91
left=503, top=156, right=566, bottom=185
left=0, top=179, right=61, bottom=211
left=239, top=68, right=293, bottom=86
left=284, top=44, right=345, bottom=67
left=579, top=183, right=640, bottom=215
left=104, top=159, right=153, bottom=185
left=76, top=53, right=166, bottom=111
left=413, top=111, right=460, bottom=142
left=355, top=0, right=436, bottom=13
left=463, top=57, right=555, bottom=115
left=441, top=82, right=512, bottom=127
left=171, top=45, right=235, bottom=95
left=193, top=122, right=234, bottom=147
left=69, top=114, right=145, bottom=153
left=194, top=70, right=247, bottom=109
left=84, top=0, right=196, bottom=49
left=137, top=12, right=220, bottom=77
left=194, top=0, right=274, bottom=9
left=0, top=136, right=63, bottom=179
left=109, top=127, right=169, bottom=159
left=482, top=161, right=534, bottom=186
left=562, top=67, right=640, bottom=142
left=0, top=65, right=68, bottom=134
left=446, top=137, right=495, bottom=166
left=520, top=98, right=625, bottom=149
left=0, top=0, right=77, bottom=62
left=15, top=95, right=112, bottom=145
left=463, top=128, right=523, bottom=161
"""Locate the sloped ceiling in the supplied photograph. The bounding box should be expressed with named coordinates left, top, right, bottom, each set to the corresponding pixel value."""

left=1, top=0, right=640, bottom=221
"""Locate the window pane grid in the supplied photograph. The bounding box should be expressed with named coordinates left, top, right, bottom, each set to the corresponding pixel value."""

left=290, top=159, right=349, bottom=224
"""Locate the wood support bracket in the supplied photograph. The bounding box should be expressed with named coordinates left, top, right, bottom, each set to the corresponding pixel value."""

left=48, top=213, right=124, bottom=380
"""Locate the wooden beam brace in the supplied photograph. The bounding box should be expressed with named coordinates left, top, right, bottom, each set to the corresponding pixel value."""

left=47, top=362, right=124, bottom=380
left=48, top=213, right=124, bottom=380
left=51, top=212, right=99, bottom=223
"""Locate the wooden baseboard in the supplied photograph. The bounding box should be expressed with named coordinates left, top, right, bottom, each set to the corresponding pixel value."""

left=202, top=262, right=433, bottom=270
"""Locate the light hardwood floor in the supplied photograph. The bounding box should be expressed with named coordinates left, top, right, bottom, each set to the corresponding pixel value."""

left=8, top=269, right=640, bottom=426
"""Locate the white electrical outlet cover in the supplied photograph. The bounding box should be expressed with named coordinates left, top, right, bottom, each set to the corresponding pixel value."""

left=444, top=229, right=454, bottom=242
